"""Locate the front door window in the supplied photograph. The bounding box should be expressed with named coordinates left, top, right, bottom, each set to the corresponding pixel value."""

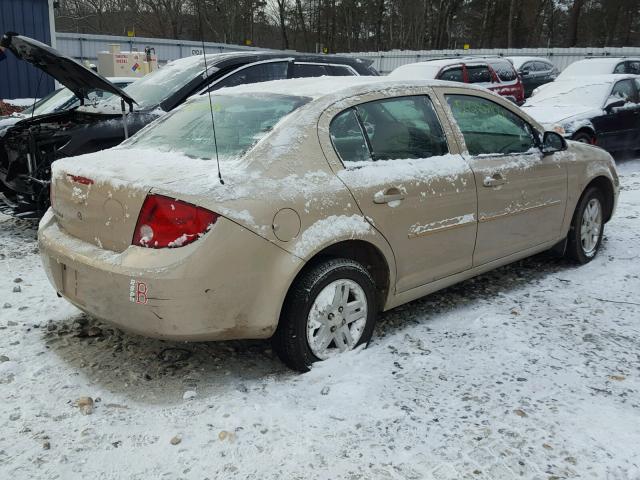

left=446, top=94, right=537, bottom=155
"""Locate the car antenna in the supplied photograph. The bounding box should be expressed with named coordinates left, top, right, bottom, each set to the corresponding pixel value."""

left=30, top=71, right=44, bottom=119
left=197, top=0, right=224, bottom=185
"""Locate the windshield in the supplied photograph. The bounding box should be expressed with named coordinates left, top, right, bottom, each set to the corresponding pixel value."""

left=93, top=56, right=209, bottom=110
left=22, top=81, right=134, bottom=116
left=525, top=80, right=611, bottom=107
left=125, top=93, right=310, bottom=160
left=21, top=88, right=76, bottom=116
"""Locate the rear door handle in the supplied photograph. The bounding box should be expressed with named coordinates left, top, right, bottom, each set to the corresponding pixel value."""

left=483, top=173, right=507, bottom=187
left=373, top=188, right=405, bottom=204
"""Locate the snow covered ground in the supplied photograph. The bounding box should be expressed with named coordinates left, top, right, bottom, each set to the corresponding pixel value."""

left=1, top=98, right=38, bottom=108
left=1, top=158, right=639, bottom=480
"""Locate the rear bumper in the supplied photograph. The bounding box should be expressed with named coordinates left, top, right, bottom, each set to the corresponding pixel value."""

left=38, top=210, right=302, bottom=341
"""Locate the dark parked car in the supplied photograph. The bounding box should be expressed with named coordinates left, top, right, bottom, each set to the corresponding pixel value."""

left=0, top=77, right=135, bottom=138
left=390, top=56, right=525, bottom=105
left=508, top=56, right=559, bottom=97
left=521, top=74, right=640, bottom=153
left=0, top=33, right=378, bottom=217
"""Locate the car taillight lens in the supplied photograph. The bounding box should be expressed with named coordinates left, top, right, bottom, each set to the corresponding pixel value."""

left=132, top=194, right=218, bottom=249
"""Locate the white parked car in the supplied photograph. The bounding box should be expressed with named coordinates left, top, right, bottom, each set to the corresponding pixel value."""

left=532, top=57, right=640, bottom=96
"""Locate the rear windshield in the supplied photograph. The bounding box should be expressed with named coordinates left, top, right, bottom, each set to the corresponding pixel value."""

left=490, top=61, right=518, bottom=82
left=125, top=93, right=309, bottom=160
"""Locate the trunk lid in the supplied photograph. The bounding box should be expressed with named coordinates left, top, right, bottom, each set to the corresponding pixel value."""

left=52, top=169, right=148, bottom=253
left=50, top=147, right=230, bottom=253
left=1, top=33, right=136, bottom=108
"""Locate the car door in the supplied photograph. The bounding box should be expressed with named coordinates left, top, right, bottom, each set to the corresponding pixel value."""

left=592, top=79, right=640, bottom=151
left=535, top=61, right=556, bottom=89
left=437, top=89, right=568, bottom=266
left=321, top=91, right=478, bottom=293
left=519, top=61, right=537, bottom=97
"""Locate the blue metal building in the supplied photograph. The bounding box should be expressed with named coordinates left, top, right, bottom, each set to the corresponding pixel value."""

left=1, top=0, right=55, bottom=99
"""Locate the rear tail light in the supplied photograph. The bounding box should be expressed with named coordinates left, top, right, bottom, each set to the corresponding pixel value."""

left=132, top=194, right=218, bottom=249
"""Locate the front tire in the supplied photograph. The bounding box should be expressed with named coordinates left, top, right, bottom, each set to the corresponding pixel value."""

left=566, top=186, right=605, bottom=264
left=572, top=131, right=594, bottom=144
left=273, top=258, right=378, bottom=372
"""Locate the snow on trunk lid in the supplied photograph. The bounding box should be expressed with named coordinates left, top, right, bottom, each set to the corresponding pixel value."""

left=51, top=170, right=148, bottom=253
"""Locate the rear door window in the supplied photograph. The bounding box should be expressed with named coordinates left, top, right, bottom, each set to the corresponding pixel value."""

left=330, top=109, right=371, bottom=163
left=212, top=61, right=289, bottom=90
left=328, top=65, right=356, bottom=76
left=535, top=61, right=552, bottom=72
left=291, top=63, right=329, bottom=78
left=446, top=94, right=537, bottom=156
left=438, top=67, right=463, bottom=82
left=355, top=96, right=449, bottom=161
left=613, top=62, right=626, bottom=74
left=330, top=96, right=449, bottom=163
left=521, top=62, right=535, bottom=73
left=466, top=65, right=492, bottom=83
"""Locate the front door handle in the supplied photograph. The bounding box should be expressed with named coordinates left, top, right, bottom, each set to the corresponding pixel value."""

left=483, top=173, right=507, bottom=187
left=373, top=187, right=405, bottom=204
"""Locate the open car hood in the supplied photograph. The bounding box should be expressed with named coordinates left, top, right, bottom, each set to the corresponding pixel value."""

left=1, top=32, right=136, bottom=108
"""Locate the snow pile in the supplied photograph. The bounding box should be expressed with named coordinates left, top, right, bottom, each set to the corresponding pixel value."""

left=2, top=98, right=38, bottom=108
left=0, top=159, right=639, bottom=478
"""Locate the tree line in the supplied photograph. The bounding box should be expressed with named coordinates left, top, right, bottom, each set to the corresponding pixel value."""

left=54, top=0, right=640, bottom=52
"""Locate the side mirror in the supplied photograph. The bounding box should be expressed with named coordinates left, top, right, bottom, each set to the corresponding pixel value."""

left=520, top=69, right=530, bottom=77
left=541, top=131, right=567, bottom=155
left=605, top=97, right=626, bottom=113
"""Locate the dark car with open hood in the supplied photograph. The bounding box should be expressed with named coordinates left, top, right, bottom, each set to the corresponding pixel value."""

left=0, top=33, right=378, bottom=217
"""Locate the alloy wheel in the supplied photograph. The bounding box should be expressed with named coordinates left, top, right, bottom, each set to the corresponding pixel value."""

left=580, top=198, right=602, bottom=256
left=306, top=279, right=368, bottom=360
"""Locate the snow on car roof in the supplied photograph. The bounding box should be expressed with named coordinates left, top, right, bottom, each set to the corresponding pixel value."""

left=389, top=58, right=496, bottom=79
left=204, top=76, right=481, bottom=100
left=559, top=57, right=640, bottom=77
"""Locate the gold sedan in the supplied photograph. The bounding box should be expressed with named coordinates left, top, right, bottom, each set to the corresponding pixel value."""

left=39, top=77, right=619, bottom=371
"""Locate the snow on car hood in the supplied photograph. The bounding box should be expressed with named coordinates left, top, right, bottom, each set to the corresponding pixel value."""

left=520, top=104, right=602, bottom=128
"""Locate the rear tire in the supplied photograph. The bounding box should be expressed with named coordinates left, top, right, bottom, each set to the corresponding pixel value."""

left=566, top=186, right=605, bottom=264
left=273, top=258, right=377, bottom=372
